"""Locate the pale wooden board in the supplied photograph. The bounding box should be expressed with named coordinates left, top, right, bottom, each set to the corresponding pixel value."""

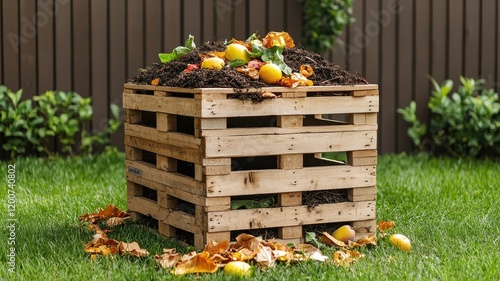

left=204, top=130, right=377, bottom=158
left=206, top=201, right=376, bottom=232
left=125, top=123, right=201, bottom=149
left=205, top=165, right=376, bottom=197
left=126, top=160, right=204, bottom=197
left=200, top=95, right=378, bottom=118
left=163, top=209, right=200, bottom=234
left=125, top=135, right=202, bottom=164
left=201, top=124, right=377, bottom=137
left=127, top=196, right=167, bottom=221
left=124, top=83, right=379, bottom=94
left=123, top=92, right=202, bottom=117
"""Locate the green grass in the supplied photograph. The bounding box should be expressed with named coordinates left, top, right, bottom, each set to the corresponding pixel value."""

left=1, top=153, right=499, bottom=280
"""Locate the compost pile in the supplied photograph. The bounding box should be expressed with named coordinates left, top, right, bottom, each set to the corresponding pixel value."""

left=130, top=33, right=368, bottom=89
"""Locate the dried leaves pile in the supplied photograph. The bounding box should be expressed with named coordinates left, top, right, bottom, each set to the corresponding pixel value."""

left=79, top=205, right=403, bottom=276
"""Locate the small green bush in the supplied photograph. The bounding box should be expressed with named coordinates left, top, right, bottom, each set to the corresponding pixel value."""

left=398, top=76, right=500, bottom=157
left=0, top=85, right=122, bottom=158
left=303, top=0, right=353, bottom=54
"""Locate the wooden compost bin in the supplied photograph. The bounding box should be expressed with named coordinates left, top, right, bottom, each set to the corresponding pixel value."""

left=123, top=83, right=379, bottom=250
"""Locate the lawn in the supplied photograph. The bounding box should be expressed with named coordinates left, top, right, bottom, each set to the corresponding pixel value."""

left=1, top=153, right=499, bottom=280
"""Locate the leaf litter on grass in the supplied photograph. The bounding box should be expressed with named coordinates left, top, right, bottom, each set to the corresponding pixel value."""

left=77, top=205, right=415, bottom=276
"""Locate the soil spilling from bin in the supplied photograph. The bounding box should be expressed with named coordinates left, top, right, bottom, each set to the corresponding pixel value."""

left=130, top=41, right=368, bottom=89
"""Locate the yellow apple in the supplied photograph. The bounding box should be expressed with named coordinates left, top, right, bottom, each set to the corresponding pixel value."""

left=223, top=261, right=252, bottom=276
left=225, top=43, right=251, bottom=63
left=201, top=57, right=225, bottom=70
left=332, top=225, right=356, bottom=243
left=389, top=234, right=411, bottom=252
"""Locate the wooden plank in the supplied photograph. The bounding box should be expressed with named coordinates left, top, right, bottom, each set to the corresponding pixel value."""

left=463, top=0, right=480, bottom=78
left=19, top=0, right=37, bottom=99
left=109, top=0, right=126, bottom=150
left=183, top=0, right=202, bottom=41
left=214, top=0, right=233, bottom=39
left=123, top=92, right=202, bottom=117
left=480, top=0, right=496, bottom=88
left=201, top=96, right=379, bottom=118
left=3, top=0, right=20, bottom=90
left=73, top=0, right=91, bottom=98
left=36, top=0, right=55, bottom=93
left=285, top=0, right=302, bottom=42
left=202, top=0, right=214, bottom=41
left=347, top=0, right=364, bottom=73
left=380, top=0, right=397, bottom=155
left=127, top=173, right=230, bottom=209
left=248, top=0, right=266, bottom=37
left=414, top=0, right=431, bottom=130
left=448, top=0, right=464, bottom=82
left=127, top=196, right=167, bottom=221
left=126, top=160, right=205, bottom=196
left=145, top=0, right=163, bottom=65
left=268, top=0, right=285, bottom=31
left=125, top=145, right=142, bottom=161
left=123, top=83, right=379, bottom=93
left=125, top=135, right=202, bottom=164
left=363, top=0, right=380, bottom=86
left=430, top=0, right=447, bottom=84
left=233, top=0, right=247, bottom=39
left=206, top=165, right=376, bottom=197
left=55, top=0, right=72, bottom=92
left=91, top=0, right=109, bottom=137
left=204, top=130, right=377, bottom=158
left=125, top=123, right=201, bottom=149
left=207, top=201, right=376, bottom=232
left=164, top=210, right=199, bottom=234
left=397, top=0, right=415, bottom=153
left=127, top=0, right=145, bottom=78
left=203, top=123, right=378, bottom=137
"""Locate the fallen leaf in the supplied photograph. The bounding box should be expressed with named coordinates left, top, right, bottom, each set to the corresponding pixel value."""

left=204, top=240, right=229, bottom=256
left=106, top=217, right=129, bottom=227
left=377, top=220, right=396, bottom=232
left=85, top=237, right=119, bottom=256
left=118, top=241, right=149, bottom=257
left=318, top=232, right=348, bottom=249
left=253, top=244, right=275, bottom=268
left=355, top=235, right=377, bottom=247
left=171, top=251, right=219, bottom=275
left=293, top=244, right=326, bottom=261
left=155, top=248, right=182, bottom=269
left=79, top=204, right=130, bottom=225
left=236, top=67, right=259, bottom=80
left=232, top=234, right=261, bottom=251
left=333, top=249, right=364, bottom=267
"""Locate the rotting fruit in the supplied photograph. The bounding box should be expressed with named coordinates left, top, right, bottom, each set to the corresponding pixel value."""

left=389, top=234, right=411, bottom=252
left=201, top=57, right=225, bottom=70
left=332, top=225, right=355, bottom=243
left=259, top=63, right=282, bottom=84
left=223, top=261, right=252, bottom=277
left=225, top=43, right=251, bottom=63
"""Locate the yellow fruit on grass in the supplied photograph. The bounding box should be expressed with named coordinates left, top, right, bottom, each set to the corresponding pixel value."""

left=259, top=63, right=282, bottom=84
left=332, top=225, right=356, bottom=243
left=201, top=57, right=225, bottom=70
left=390, top=234, right=411, bottom=251
left=223, top=261, right=252, bottom=277
left=225, top=43, right=251, bottom=63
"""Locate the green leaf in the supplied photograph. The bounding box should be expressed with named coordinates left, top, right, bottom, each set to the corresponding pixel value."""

left=227, top=59, right=246, bottom=67
left=159, top=35, right=196, bottom=63
left=230, top=197, right=274, bottom=210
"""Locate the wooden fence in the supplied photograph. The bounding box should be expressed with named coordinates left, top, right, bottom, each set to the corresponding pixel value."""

left=1, top=0, right=499, bottom=156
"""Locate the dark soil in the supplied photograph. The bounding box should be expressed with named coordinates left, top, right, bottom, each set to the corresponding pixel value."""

left=129, top=41, right=368, bottom=88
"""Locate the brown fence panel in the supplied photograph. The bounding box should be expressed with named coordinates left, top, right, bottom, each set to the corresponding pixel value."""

left=1, top=0, right=499, bottom=157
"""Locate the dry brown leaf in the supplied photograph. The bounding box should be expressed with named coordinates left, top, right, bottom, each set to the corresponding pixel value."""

left=204, top=240, right=229, bottom=256
left=155, top=248, right=182, bottom=269
left=355, top=235, right=377, bottom=247
left=232, top=247, right=257, bottom=261
left=85, top=237, right=119, bottom=256
left=79, top=204, right=130, bottom=225
left=277, top=77, right=299, bottom=88
left=377, top=220, right=396, bottom=232
left=333, top=249, right=364, bottom=267
left=231, top=38, right=253, bottom=51
left=318, top=232, right=348, bottom=249
left=254, top=245, right=275, bottom=268
left=236, top=67, right=259, bottom=80
left=232, top=234, right=261, bottom=251
left=293, top=243, right=327, bottom=261
left=106, top=217, right=129, bottom=227
left=118, top=241, right=149, bottom=257
left=171, top=251, right=219, bottom=275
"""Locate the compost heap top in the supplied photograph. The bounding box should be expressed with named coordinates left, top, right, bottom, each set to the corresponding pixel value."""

left=130, top=31, right=368, bottom=89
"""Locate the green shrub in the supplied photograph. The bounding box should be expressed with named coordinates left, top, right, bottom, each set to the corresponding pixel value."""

left=398, top=76, right=500, bottom=157
left=0, top=85, right=122, bottom=158
left=303, top=0, right=353, bottom=54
